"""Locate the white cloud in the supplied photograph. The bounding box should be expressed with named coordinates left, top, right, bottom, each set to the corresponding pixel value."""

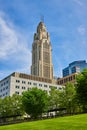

left=77, top=25, right=86, bottom=35
left=0, top=12, right=32, bottom=79
left=0, top=17, right=18, bottom=59
left=73, top=0, right=83, bottom=6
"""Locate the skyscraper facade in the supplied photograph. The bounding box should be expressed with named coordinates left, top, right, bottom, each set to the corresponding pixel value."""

left=63, top=60, right=87, bottom=77
left=31, top=22, right=53, bottom=79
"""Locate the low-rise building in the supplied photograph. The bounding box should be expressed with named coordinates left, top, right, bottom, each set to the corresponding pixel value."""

left=0, top=72, right=63, bottom=98
left=57, top=73, right=77, bottom=86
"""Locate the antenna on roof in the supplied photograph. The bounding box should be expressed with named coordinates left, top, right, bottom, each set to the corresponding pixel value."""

left=40, top=15, right=44, bottom=22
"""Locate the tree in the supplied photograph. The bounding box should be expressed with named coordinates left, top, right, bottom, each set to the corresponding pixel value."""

left=76, top=69, right=87, bottom=112
left=0, top=98, right=3, bottom=117
left=49, top=87, right=63, bottom=109
left=22, top=87, right=48, bottom=118
left=0, top=96, right=12, bottom=118
left=11, top=94, right=24, bottom=117
left=0, top=94, right=24, bottom=119
left=49, top=83, right=76, bottom=114
left=63, top=82, right=76, bottom=114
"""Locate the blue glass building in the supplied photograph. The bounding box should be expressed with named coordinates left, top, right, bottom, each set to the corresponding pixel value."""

left=63, top=60, right=87, bottom=77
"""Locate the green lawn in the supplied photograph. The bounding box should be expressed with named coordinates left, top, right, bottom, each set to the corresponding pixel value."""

left=0, top=114, right=87, bottom=130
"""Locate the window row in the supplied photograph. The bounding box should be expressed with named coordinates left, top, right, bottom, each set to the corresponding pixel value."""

left=0, top=81, right=9, bottom=87
left=0, top=86, right=8, bottom=92
left=0, top=92, right=8, bottom=97
left=15, top=86, right=26, bottom=89
left=57, top=75, right=76, bottom=85
left=16, top=80, right=31, bottom=84
left=15, top=80, right=49, bottom=87
left=15, top=85, right=59, bottom=90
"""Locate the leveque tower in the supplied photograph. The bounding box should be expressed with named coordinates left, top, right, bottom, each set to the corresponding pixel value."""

left=31, top=21, right=53, bottom=79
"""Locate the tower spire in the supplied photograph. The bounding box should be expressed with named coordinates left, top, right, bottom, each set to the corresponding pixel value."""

left=40, top=15, right=44, bottom=22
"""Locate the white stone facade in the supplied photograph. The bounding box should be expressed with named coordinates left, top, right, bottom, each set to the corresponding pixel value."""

left=0, top=72, right=62, bottom=98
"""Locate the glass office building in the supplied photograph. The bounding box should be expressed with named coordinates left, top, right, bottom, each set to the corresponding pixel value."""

left=63, top=60, right=87, bottom=77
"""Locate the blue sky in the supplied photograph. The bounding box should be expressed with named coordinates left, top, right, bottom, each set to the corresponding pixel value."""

left=0, top=0, right=87, bottom=80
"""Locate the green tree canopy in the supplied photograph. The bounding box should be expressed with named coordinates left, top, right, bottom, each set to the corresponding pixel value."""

left=22, top=87, right=48, bottom=118
left=49, top=83, right=76, bottom=114
left=11, top=94, right=24, bottom=116
left=63, top=82, right=76, bottom=114
left=49, top=87, right=63, bottom=110
left=0, top=94, right=24, bottom=118
left=76, top=69, right=87, bottom=112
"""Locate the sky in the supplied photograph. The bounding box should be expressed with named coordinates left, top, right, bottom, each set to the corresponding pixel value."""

left=0, top=0, right=87, bottom=80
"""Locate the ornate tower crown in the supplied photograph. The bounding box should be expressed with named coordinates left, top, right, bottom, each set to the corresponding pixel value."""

left=37, top=22, right=46, bottom=32
left=34, top=21, right=50, bottom=42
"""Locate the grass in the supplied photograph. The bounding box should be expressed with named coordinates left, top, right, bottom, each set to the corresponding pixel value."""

left=0, top=114, right=87, bottom=130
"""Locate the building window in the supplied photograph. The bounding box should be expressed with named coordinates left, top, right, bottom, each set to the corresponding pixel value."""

left=3, top=94, right=5, bottom=96
left=6, top=86, right=8, bottom=89
left=22, top=86, right=26, bottom=90
left=49, top=86, right=52, bottom=88
left=15, top=91, right=19, bottom=95
left=16, top=80, right=20, bottom=83
left=69, top=77, right=71, bottom=81
left=71, top=76, right=72, bottom=80
left=1, top=84, right=3, bottom=86
left=33, top=83, right=37, bottom=86
left=44, top=84, right=47, bottom=87
left=3, top=88, right=5, bottom=91
left=59, top=87, right=62, bottom=90
left=39, top=84, right=42, bottom=87
left=28, top=82, right=31, bottom=85
left=15, top=86, right=20, bottom=89
left=57, top=81, right=59, bottom=84
left=6, top=81, right=8, bottom=83
left=0, top=89, right=2, bottom=92
left=73, top=75, right=75, bottom=79
left=28, top=88, right=31, bottom=90
left=64, top=79, right=66, bottom=83
left=22, top=81, right=26, bottom=84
